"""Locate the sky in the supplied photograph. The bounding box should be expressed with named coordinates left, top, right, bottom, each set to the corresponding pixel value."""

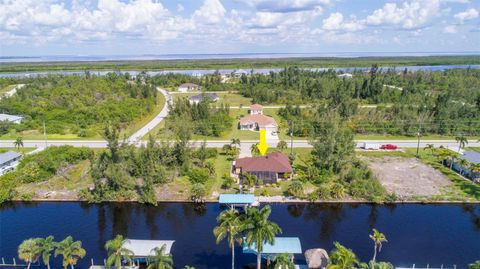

left=0, top=0, right=479, bottom=56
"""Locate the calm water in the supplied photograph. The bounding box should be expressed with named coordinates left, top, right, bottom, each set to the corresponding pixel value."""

left=0, top=202, right=479, bottom=268
left=1, top=65, right=480, bottom=78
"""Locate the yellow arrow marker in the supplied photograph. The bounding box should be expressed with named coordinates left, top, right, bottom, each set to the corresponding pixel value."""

left=257, top=129, right=269, bottom=156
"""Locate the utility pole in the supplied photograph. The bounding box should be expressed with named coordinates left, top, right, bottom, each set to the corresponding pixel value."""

left=416, top=131, right=421, bottom=158
left=43, top=121, right=47, bottom=148
left=290, top=121, right=293, bottom=155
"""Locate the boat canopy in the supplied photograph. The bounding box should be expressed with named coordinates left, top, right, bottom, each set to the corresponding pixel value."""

left=219, top=194, right=255, bottom=205
left=242, top=237, right=302, bottom=255
left=122, top=239, right=175, bottom=258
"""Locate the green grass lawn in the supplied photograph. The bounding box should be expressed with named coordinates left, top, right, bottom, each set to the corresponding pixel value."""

left=0, top=147, right=35, bottom=154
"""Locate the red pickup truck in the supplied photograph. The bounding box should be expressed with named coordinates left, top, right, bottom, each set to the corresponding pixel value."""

left=381, top=144, right=398, bottom=150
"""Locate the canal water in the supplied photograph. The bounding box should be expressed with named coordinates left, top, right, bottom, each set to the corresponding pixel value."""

left=0, top=202, right=479, bottom=268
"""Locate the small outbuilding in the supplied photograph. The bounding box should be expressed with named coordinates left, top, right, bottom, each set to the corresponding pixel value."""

left=243, top=237, right=302, bottom=262
left=218, top=194, right=259, bottom=208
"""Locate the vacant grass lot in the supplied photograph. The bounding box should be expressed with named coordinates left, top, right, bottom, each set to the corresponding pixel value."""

left=358, top=149, right=480, bottom=201
left=171, top=92, right=253, bottom=107
left=0, top=92, right=166, bottom=141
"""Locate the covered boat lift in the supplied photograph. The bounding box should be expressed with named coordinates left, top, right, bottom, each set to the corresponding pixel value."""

left=122, top=239, right=175, bottom=263
left=218, top=194, right=259, bottom=209
left=242, top=237, right=302, bottom=263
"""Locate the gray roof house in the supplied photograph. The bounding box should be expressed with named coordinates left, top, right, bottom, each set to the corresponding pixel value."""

left=462, top=151, right=480, bottom=165
left=0, top=151, right=22, bottom=175
left=188, top=93, right=219, bottom=104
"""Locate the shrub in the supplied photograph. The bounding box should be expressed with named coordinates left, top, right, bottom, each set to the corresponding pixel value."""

left=287, top=180, right=304, bottom=197
left=221, top=174, right=235, bottom=189
left=316, top=185, right=331, bottom=200
left=188, top=168, right=210, bottom=184
left=190, top=183, right=206, bottom=203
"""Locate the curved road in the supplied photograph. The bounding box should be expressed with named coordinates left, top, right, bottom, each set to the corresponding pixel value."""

left=127, top=87, right=172, bottom=143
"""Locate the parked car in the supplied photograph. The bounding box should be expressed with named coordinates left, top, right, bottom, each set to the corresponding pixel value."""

left=381, top=144, right=398, bottom=150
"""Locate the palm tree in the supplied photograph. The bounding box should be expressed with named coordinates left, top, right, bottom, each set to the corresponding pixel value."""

left=369, top=229, right=387, bottom=262
left=244, top=206, right=282, bottom=269
left=18, top=238, right=41, bottom=269
left=424, top=144, right=435, bottom=156
left=455, top=135, right=468, bottom=153
left=231, top=138, right=241, bottom=148
left=251, top=143, right=260, bottom=156
left=327, top=242, right=359, bottom=269
left=105, top=235, right=134, bottom=269
left=54, top=236, right=86, bottom=269
left=456, top=158, right=469, bottom=175
left=213, top=209, right=244, bottom=269
left=147, top=245, right=173, bottom=269
left=14, top=136, right=24, bottom=152
left=273, top=253, right=295, bottom=269
left=37, top=236, right=56, bottom=269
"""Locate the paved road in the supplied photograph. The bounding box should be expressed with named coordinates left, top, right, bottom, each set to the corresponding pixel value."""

left=127, top=87, right=171, bottom=143
left=1, top=139, right=478, bottom=150
left=229, top=104, right=391, bottom=109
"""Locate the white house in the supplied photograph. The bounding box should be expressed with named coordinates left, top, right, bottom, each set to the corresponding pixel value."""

left=249, top=104, right=263, bottom=115
left=0, top=113, right=24, bottom=124
left=188, top=93, right=219, bottom=104
left=0, top=151, right=21, bottom=175
left=239, top=114, right=278, bottom=135
left=178, top=83, right=201, bottom=92
left=233, top=69, right=248, bottom=78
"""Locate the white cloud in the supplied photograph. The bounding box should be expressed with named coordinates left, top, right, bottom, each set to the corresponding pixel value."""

left=241, top=0, right=330, bottom=13
left=193, top=0, right=226, bottom=24
left=177, top=4, right=184, bottom=12
left=321, top=12, right=364, bottom=32
left=454, top=8, right=479, bottom=23
left=366, top=0, right=440, bottom=29
left=443, top=25, right=457, bottom=33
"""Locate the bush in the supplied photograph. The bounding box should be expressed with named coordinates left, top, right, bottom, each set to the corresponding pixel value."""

left=221, top=174, right=235, bottom=189
left=316, top=185, right=331, bottom=200
left=190, top=183, right=206, bottom=203
left=188, top=168, right=210, bottom=184
left=287, top=180, right=304, bottom=197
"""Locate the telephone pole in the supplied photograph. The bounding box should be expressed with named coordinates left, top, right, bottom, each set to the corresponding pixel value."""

left=290, top=121, right=294, bottom=154
left=43, top=121, right=47, bottom=148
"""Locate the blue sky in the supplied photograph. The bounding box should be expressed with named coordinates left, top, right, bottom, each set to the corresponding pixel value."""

left=0, top=0, right=479, bottom=56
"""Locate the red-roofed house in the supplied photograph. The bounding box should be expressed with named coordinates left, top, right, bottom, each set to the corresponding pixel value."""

left=233, top=152, right=293, bottom=183
left=239, top=114, right=278, bottom=134
left=250, top=104, right=263, bottom=115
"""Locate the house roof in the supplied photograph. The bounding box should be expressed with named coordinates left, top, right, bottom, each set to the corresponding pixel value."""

left=243, top=237, right=302, bottom=255
left=235, top=152, right=292, bottom=173
left=0, top=114, right=23, bottom=122
left=122, top=239, right=175, bottom=257
left=461, top=151, right=480, bottom=165
left=239, top=114, right=277, bottom=127
left=0, top=151, right=21, bottom=165
left=179, top=83, right=199, bottom=88
left=250, top=104, right=263, bottom=110
left=219, top=194, right=255, bottom=205
left=189, top=93, right=218, bottom=101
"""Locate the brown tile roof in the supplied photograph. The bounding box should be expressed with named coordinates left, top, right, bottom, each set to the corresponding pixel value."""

left=235, top=152, right=292, bottom=173
left=239, top=114, right=277, bottom=127
left=250, top=104, right=263, bottom=110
